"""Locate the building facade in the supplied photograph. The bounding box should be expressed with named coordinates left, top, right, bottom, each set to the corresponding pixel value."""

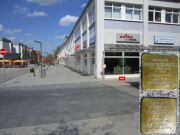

left=58, top=0, right=180, bottom=79
left=0, top=37, right=40, bottom=67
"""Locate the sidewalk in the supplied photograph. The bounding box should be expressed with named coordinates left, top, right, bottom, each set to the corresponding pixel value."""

left=0, top=65, right=140, bottom=89
left=0, top=65, right=98, bottom=87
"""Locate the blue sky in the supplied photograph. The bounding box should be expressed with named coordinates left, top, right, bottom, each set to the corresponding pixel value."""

left=0, top=0, right=88, bottom=54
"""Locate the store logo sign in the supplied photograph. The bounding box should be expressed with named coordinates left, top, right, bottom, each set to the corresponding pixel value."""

left=154, top=36, right=174, bottom=45
left=116, top=33, right=140, bottom=43
left=74, top=44, right=81, bottom=52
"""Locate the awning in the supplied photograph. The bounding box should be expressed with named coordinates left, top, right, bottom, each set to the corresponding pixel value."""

left=0, top=59, right=11, bottom=62
left=13, top=60, right=26, bottom=63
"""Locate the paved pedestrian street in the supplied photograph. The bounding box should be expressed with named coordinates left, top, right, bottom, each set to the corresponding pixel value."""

left=0, top=66, right=139, bottom=135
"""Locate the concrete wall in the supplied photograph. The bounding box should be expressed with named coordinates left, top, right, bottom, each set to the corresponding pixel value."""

left=104, top=20, right=142, bottom=45
left=149, top=23, right=180, bottom=46
left=104, top=20, right=180, bottom=47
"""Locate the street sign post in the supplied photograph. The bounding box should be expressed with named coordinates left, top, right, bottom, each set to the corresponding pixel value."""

left=0, top=48, right=7, bottom=56
left=139, top=52, right=179, bottom=135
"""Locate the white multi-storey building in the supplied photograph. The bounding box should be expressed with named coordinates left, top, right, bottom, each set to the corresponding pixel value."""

left=58, top=0, right=180, bottom=79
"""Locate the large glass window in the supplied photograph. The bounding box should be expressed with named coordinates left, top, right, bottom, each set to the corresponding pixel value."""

left=104, top=52, right=139, bottom=75
left=124, top=58, right=139, bottom=74
left=105, top=52, right=122, bottom=56
left=105, top=58, right=123, bottom=74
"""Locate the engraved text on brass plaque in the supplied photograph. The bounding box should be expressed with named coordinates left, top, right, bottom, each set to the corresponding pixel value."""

left=141, top=53, right=178, bottom=90
left=141, top=98, right=177, bottom=134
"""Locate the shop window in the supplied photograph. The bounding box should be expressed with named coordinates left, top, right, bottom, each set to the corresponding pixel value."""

left=105, top=52, right=122, bottom=56
left=125, top=52, right=139, bottom=56
left=124, top=58, right=139, bottom=74
left=105, top=58, right=123, bottom=74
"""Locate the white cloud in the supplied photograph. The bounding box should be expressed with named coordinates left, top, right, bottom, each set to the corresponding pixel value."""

left=81, top=3, right=86, bottom=9
left=14, top=5, right=29, bottom=14
left=59, top=15, right=78, bottom=26
left=5, top=29, right=23, bottom=35
left=56, top=35, right=66, bottom=40
left=27, top=0, right=60, bottom=6
left=8, top=37, right=16, bottom=40
left=0, top=24, right=4, bottom=32
left=27, top=11, right=49, bottom=17
left=25, top=33, right=32, bottom=36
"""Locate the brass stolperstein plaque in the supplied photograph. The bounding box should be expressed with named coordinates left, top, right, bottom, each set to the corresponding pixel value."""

left=141, top=53, right=178, bottom=90
left=141, top=98, right=177, bottom=134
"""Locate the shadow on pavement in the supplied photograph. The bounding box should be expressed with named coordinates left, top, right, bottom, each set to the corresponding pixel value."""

left=126, top=82, right=139, bottom=89
left=40, top=119, right=115, bottom=135
left=45, top=120, right=79, bottom=135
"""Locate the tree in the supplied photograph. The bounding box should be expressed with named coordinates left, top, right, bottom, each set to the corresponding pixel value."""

left=45, top=53, right=54, bottom=63
left=54, top=45, right=61, bottom=60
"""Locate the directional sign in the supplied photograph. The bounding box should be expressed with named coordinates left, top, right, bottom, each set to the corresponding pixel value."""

left=0, top=48, right=7, bottom=56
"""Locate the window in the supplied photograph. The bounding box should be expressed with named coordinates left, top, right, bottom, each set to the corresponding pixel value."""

left=126, top=6, right=133, bottom=20
left=105, top=58, right=123, bottom=74
left=148, top=7, right=162, bottom=22
left=126, top=5, right=142, bottom=21
left=105, top=3, right=112, bottom=18
left=165, top=9, right=179, bottom=24
left=113, top=3, right=121, bottom=19
left=105, top=52, right=122, bottom=56
left=74, top=27, right=80, bottom=40
left=104, top=51, right=139, bottom=75
left=89, top=10, right=95, bottom=26
left=89, top=24, right=96, bottom=45
left=105, top=3, right=142, bottom=21
left=105, top=3, right=121, bottom=19
left=125, top=52, right=139, bottom=56
left=82, top=21, right=86, bottom=33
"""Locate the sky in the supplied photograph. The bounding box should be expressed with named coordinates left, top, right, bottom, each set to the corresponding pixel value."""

left=0, top=0, right=88, bottom=54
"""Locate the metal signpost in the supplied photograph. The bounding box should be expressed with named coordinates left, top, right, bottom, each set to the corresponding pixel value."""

left=139, top=51, right=179, bottom=135
left=0, top=48, right=7, bottom=85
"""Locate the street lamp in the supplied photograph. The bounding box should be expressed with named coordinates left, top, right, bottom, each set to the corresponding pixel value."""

left=34, top=40, right=43, bottom=78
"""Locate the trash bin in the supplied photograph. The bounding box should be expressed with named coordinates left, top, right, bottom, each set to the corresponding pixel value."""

left=41, top=68, right=47, bottom=78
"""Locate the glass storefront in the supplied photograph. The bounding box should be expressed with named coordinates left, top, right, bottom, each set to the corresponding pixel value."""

left=104, top=51, right=139, bottom=75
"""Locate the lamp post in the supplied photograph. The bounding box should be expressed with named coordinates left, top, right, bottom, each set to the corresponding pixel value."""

left=34, top=40, right=43, bottom=78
